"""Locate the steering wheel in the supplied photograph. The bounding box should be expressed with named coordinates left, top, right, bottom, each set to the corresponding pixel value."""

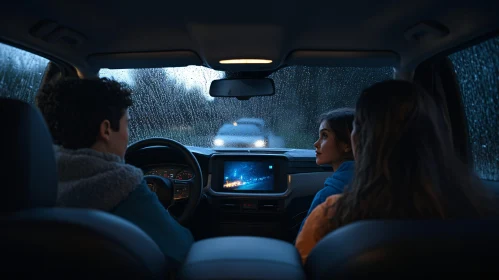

left=125, top=138, right=203, bottom=224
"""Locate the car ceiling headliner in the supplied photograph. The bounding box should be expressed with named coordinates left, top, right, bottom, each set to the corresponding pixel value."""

left=0, top=0, right=498, bottom=76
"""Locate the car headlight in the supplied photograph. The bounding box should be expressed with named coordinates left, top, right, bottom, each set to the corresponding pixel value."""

left=254, top=139, right=266, bottom=148
left=214, top=138, right=224, bottom=146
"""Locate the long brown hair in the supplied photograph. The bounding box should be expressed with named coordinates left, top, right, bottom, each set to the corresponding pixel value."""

left=330, top=80, right=495, bottom=228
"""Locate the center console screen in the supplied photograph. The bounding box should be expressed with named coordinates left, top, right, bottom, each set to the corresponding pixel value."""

left=210, top=155, right=288, bottom=194
left=223, top=161, right=275, bottom=192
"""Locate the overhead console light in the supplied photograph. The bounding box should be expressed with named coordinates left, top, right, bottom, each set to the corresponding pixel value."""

left=219, top=59, right=272, bottom=64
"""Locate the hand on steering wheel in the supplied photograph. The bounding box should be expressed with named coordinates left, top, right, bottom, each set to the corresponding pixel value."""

left=125, top=138, right=203, bottom=224
left=143, top=175, right=192, bottom=204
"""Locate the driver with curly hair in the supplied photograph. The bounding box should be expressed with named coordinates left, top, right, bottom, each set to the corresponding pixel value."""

left=36, top=77, right=193, bottom=267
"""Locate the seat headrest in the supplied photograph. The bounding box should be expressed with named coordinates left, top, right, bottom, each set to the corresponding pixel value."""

left=306, top=220, right=499, bottom=278
left=0, top=98, right=57, bottom=213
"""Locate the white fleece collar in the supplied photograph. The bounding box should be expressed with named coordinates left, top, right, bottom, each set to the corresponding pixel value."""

left=54, top=145, right=144, bottom=211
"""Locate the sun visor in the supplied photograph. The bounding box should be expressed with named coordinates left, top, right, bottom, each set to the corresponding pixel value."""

left=285, top=51, right=400, bottom=68
left=87, top=51, right=203, bottom=69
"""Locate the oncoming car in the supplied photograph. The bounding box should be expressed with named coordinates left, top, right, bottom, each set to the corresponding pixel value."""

left=235, top=118, right=266, bottom=130
left=213, top=121, right=285, bottom=148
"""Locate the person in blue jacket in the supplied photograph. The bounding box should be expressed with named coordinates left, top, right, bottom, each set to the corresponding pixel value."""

left=297, top=108, right=355, bottom=235
left=36, top=77, right=193, bottom=267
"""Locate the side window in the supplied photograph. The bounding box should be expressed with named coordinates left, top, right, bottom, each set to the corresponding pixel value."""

left=449, top=37, right=499, bottom=181
left=0, top=42, right=49, bottom=104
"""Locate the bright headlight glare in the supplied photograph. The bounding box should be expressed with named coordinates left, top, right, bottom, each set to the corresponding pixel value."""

left=254, top=140, right=265, bottom=148
left=214, top=139, right=224, bottom=146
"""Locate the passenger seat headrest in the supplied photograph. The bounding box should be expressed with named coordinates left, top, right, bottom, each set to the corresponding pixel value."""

left=0, top=98, right=57, bottom=213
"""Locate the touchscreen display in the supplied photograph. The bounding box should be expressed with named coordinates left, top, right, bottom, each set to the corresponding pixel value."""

left=222, top=161, right=275, bottom=192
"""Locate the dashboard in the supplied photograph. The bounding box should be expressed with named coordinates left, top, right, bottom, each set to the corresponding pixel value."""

left=126, top=146, right=333, bottom=242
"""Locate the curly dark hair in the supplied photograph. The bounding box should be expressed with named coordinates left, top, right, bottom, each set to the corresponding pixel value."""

left=36, top=77, right=133, bottom=149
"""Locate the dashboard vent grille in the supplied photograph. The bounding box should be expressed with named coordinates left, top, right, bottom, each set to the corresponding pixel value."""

left=258, top=200, right=279, bottom=212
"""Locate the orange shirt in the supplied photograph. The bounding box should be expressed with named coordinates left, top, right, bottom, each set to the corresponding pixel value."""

left=295, top=194, right=341, bottom=263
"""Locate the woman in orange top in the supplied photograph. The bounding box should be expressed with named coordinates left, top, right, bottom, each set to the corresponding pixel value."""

left=295, top=80, right=497, bottom=263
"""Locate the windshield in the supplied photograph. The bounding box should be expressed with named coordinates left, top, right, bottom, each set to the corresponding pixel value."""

left=99, top=66, right=393, bottom=149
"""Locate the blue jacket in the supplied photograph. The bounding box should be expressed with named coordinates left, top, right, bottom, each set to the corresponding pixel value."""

left=112, top=181, right=194, bottom=267
left=54, top=146, right=194, bottom=267
left=297, top=160, right=355, bottom=235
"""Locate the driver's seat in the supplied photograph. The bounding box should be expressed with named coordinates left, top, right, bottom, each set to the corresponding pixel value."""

left=0, top=98, right=167, bottom=279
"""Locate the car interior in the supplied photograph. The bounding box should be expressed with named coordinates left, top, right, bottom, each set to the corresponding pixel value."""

left=1, top=0, right=499, bottom=279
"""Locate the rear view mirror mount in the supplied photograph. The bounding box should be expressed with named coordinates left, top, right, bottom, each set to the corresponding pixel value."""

left=209, top=78, right=275, bottom=100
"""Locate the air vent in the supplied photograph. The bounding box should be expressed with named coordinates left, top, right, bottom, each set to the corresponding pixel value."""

left=258, top=200, right=279, bottom=212
left=288, top=160, right=333, bottom=173
left=219, top=199, right=240, bottom=210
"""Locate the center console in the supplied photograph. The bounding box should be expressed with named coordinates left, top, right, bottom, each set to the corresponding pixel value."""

left=208, top=154, right=289, bottom=211
left=179, top=236, right=305, bottom=280
left=205, top=154, right=290, bottom=239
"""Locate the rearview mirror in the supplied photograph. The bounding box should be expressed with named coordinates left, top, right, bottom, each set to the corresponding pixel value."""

left=209, top=78, right=275, bottom=99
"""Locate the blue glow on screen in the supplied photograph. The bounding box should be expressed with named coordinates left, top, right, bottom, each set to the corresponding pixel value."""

left=223, top=161, right=274, bottom=191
